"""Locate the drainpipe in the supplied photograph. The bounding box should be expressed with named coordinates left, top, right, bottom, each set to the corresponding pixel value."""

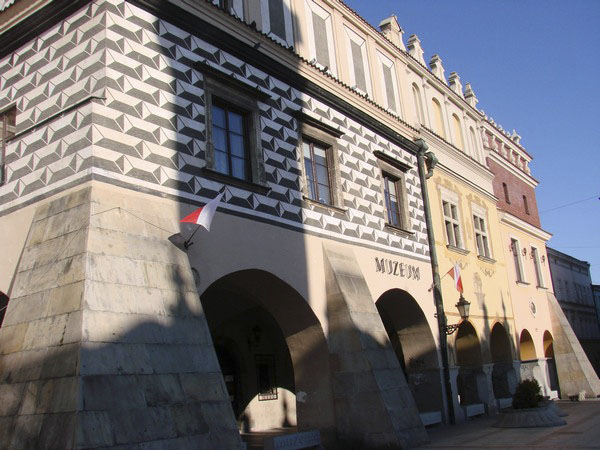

left=414, top=138, right=456, bottom=425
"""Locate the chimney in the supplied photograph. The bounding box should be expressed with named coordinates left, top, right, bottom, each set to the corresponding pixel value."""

left=407, top=35, right=425, bottom=65
left=448, top=72, right=463, bottom=97
left=464, top=82, right=478, bottom=108
left=429, top=54, right=446, bottom=83
left=379, top=16, right=405, bottom=50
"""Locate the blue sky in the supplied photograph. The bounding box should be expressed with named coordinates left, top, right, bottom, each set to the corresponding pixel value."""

left=342, top=0, right=600, bottom=283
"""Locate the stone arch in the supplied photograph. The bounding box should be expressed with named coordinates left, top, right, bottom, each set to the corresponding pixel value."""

left=543, top=330, right=559, bottom=392
left=519, top=329, right=536, bottom=360
left=375, top=289, right=443, bottom=414
left=200, top=269, right=335, bottom=439
left=490, top=322, right=517, bottom=399
left=454, top=321, right=485, bottom=405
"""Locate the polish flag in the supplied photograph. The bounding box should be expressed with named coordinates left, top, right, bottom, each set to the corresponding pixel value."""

left=180, top=192, right=224, bottom=232
left=447, top=264, right=464, bottom=293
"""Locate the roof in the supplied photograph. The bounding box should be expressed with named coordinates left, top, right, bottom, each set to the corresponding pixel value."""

left=0, top=0, right=17, bottom=12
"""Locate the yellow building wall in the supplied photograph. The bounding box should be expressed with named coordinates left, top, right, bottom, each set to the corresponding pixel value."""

left=427, top=170, right=517, bottom=364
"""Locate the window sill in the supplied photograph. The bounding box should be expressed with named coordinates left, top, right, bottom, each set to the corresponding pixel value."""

left=301, top=197, right=347, bottom=216
left=384, top=223, right=414, bottom=236
left=201, top=168, right=271, bottom=195
left=447, top=245, right=469, bottom=255
left=477, top=255, right=496, bottom=264
left=536, top=285, right=547, bottom=290
left=516, top=280, right=530, bottom=286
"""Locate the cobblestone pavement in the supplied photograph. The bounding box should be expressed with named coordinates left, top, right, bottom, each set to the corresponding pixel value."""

left=416, top=400, right=600, bottom=449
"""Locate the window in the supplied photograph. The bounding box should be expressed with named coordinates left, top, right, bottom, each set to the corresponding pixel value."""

left=452, top=114, right=464, bottom=150
left=201, top=65, right=267, bottom=188
left=523, top=195, right=530, bottom=214
left=378, top=51, right=399, bottom=114
left=473, top=214, right=490, bottom=258
left=412, top=83, right=424, bottom=124
left=212, top=102, right=250, bottom=180
left=443, top=200, right=463, bottom=248
left=296, top=111, right=344, bottom=208
left=305, top=1, right=336, bottom=74
left=383, top=173, right=402, bottom=228
left=511, top=238, right=525, bottom=282
left=344, top=26, right=371, bottom=95
left=0, top=107, right=16, bottom=185
left=531, top=246, right=545, bottom=288
left=375, top=151, right=411, bottom=232
left=303, top=139, right=332, bottom=205
left=431, top=98, right=445, bottom=138
left=261, top=0, right=293, bottom=45
left=502, top=182, right=510, bottom=204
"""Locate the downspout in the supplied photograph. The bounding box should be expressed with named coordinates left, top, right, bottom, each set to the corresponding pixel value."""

left=414, top=138, right=456, bottom=424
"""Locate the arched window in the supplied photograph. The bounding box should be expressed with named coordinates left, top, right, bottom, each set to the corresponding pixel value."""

left=452, top=114, right=464, bottom=150
left=412, top=83, right=424, bottom=125
left=469, top=126, right=477, bottom=158
left=431, top=98, right=445, bottom=138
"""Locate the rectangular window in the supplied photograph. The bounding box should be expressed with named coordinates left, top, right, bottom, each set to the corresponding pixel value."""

left=383, top=173, right=403, bottom=228
left=523, top=195, right=530, bottom=214
left=443, top=200, right=463, bottom=248
left=261, top=0, right=293, bottom=45
left=305, top=0, right=336, bottom=74
left=344, top=26, right=371, bottom=95
left=511, top=238, right=525, bottom=282
left=532, top=247, right=544, bottom=288
left=201, top=64, right=268, bottom=188
left=0, top=107, right=16, bottom=185
left=502, top=182, right=510, bottom=204
left=303, top=140, right=332, bottom=205
left=212, top=102, right=250, bottom=181
left=255, top=355, right=277, bottom=401
left=473, top=214, right=490, bottom=258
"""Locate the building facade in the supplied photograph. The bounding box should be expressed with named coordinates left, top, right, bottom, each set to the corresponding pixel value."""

left=0, top=0, right=598, bottom=448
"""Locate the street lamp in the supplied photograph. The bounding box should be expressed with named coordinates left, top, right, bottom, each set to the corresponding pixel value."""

left=444, top=294, right=471, bottom=335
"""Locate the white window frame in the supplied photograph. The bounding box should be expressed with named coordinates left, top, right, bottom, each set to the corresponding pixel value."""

left=471, top=204, right=491, bottom=259
left=260, top=0, right=294, bottom=46
left=343, top=26, right=372, bottom=96
left=304, top=0, right=337, bottom=75
left=440, top=188, right=464, bottom=250
left=510, top=237, right=526, bottom=283
left=531, top=246, right=545, bottom=288
left=376, top=50, right=400, bottom=114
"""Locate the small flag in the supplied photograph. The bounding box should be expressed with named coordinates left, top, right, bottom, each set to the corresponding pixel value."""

left=447, top=264, right=463, bottom=293
left=180, top=192, right=224, bottom=231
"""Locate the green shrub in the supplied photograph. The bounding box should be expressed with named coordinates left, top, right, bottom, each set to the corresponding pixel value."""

left=512, top=379, right=543, bottom=409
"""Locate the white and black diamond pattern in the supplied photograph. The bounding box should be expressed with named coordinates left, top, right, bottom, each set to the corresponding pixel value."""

left=0, top=0, right=429, bottom=256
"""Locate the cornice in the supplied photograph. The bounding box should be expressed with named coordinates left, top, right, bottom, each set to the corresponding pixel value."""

left=498, top=210, right=552, bottom=241
left=488, top=151, right=538, bottom=188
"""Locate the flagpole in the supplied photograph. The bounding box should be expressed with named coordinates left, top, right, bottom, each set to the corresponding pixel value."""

left=181, top=188, right=226, bottom=250
left=183, top=224, right=201, bottom=249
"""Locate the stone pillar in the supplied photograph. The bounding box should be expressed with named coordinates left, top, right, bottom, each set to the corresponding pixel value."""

left=448, top=365, right=465, bottom=423
left=323, top=242, right=428, bottom=449
left=0, top=185, right=243, bottom=449
left=481, top=364, right=497, bottom=415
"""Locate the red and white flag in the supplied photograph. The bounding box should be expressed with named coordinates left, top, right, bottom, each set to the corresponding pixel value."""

left=180, top=192, right=224, bottom=232
left=447, top=264, right=463, bottom=293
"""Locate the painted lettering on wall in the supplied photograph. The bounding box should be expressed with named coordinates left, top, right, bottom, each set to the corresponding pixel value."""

left=375, top=257, right=420, bottom=280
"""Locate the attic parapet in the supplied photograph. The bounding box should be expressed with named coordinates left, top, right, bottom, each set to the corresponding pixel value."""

left=407, top=34, right=425, bottom=65
left=448, top=72, right=463, bottom=98
left=482, top=121, right=532, bottom=175
left=429, top=54, right=446, bottom=84
left=379, top=15, right=406, bottom=51
left=464, top=82, right=478, bottom=107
